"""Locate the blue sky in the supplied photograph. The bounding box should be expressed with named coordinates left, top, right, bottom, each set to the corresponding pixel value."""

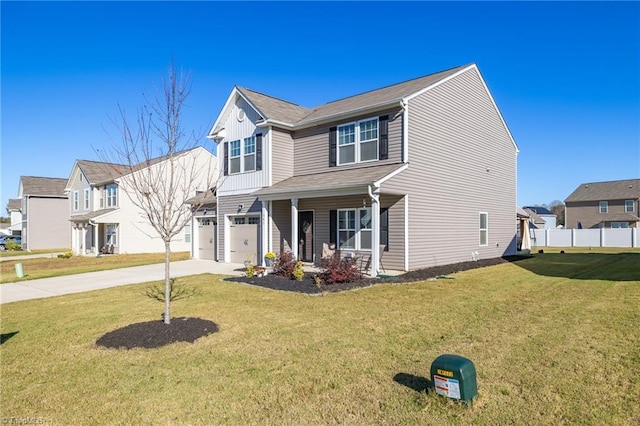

left=2, top=1, right=638, bottom=213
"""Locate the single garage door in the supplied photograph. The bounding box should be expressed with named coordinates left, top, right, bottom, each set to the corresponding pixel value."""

left=198, top=218, right=216, bottom=260
left=229, top=216, right=259, bottom=264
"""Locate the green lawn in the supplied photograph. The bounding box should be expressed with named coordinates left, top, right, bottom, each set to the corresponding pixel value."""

left=1, top=249, right=639, bottom=424
left=1, top=252, right=190, bottom=283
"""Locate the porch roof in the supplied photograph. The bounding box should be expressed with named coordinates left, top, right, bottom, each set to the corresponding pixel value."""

left=597, top=213, right=640, bottom=223
left=253, top=163, right=407, bottom=200
left=69, top=209, right=117, bottom=223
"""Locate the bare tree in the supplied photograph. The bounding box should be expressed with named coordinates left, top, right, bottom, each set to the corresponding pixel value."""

left=101, top=63, right=217, bottom=324
left=548, top=200, right=565, bottom=226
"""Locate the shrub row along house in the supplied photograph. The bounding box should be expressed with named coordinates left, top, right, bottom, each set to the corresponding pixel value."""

left=199, top=63, right=519, bottom=276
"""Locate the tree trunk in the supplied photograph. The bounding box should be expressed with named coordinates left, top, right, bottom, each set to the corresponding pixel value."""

left=164, top=239, right=171, bottom=324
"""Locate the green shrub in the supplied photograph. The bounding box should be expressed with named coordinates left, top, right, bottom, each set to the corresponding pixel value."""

left=5, top=239, right=21, bottom=251
left=57, top=251, right=73, bottom=259
left=273, top=252, right=296, bottom=278
left=246, top=263, right=255, bottom=278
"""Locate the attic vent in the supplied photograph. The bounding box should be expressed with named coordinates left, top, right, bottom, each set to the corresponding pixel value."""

left=237, top=108, right=245, bottom=122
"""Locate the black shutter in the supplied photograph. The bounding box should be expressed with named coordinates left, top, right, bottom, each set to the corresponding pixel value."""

left=380, top=208, right=389, bottom=251
left=256, top=133, right=263, bottom=171
left=379, top=115, right=388, bottom=160
left=329, top=127, right=337, bottom=167
left=223, top=142, right=229, bottom=176
left=329, top=210, right=337, bottom=246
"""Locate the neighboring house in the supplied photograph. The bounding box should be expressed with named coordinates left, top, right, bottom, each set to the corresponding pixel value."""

left=65, top=147, right=217, bottom=255
left=207, top=63, right=519, bottom=275
left=7, top=198, right=22, bottom=236
left=523, top=206, right=556, bottom=229
left=17, top=176, right=70, bottom=250
left=565, top=179, right=640, bottom=229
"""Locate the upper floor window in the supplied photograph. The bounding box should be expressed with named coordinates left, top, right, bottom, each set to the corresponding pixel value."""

left=479, top=212, right=488, bottom=246
left=337, top=118, right=378, bottom=165
left=225, top=135, right=261, bottom=175
left=599, top=201, right=608, bottom=214
left=184, top=225, right=191, bottom=243
left=625, top=200, right=634, bottom=213
left=106, top=185, right=118, bottom=208
left=84, top=189, right=90, bottom=210
left=73, top=191, right=79, bottom=211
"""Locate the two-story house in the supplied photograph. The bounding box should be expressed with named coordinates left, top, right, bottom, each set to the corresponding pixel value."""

left=208, top=63, right=519, bottom=276
left=6, top=198, right=22, bottom=236
left=65, top=147, right=217, bottom=255
left=565, top=179, right=640, bottom=229
left=17, top=176, right=70, bottom=250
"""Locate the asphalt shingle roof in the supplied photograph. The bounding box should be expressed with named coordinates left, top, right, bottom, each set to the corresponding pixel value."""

left=565, top=179, right=640, bottom=202
left=20, top=176, right=68, bottom=197
left=238, top=64, right=470, bottom=127
left=77, top=160, right=128, bottom=185
left=7, top=199, right=21, bottom=211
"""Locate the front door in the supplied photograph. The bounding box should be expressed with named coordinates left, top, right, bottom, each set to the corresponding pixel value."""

left=298, top=211, right=314, bottom=262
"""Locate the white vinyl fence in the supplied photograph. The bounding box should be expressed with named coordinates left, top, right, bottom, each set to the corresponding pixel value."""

left=531, top=228, right=639, bottom=248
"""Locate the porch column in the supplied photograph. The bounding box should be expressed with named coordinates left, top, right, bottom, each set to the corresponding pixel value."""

left=291, top=198, right=299, bottom=259
left=94, top=224, right=99, bottom=255
left=71, top=226, right=77, bottom=255
left=370, top=190, right=380, bottom=278
left=81, top=225, right=87, bottom=255
left=261, top=200, right=268, bottom=266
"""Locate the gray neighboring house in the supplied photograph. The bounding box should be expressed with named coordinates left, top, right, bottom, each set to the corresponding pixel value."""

left=207, top=63, right=519, bottom=275
left=565, top=179, right=640, bottom=229
left=17, top=176, right=71, bottom=250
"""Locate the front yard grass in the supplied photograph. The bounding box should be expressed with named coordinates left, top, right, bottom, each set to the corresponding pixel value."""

left=0, top=252, right=189, bottom=284
left=1, top=250, right=639, bottom=424
left=0, top=248, right=68, bottom=258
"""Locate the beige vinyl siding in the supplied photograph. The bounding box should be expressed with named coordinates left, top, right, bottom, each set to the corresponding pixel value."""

left=268, top=194, right=406, bottom=270
left=566, top=200, right=638, bottom=229
left=217, top=194, right=262, bottom=261
left=271, top=129, right=295, bottom=184
left=293, top=107, right=403, bottom=176
left=385, top=67, right=517, bottom=268
left=26, top=197, right=70, bottom=249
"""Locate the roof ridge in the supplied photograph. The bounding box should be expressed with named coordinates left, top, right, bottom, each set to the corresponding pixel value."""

left=237, top=86, right=310, bottom=109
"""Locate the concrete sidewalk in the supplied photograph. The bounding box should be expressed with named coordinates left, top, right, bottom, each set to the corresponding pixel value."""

left=0, top=260, right=245, bottom=304
left=0, top=252, right=65, bottom=262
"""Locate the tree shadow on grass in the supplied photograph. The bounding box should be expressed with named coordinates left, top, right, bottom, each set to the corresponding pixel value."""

left=393, top=372, right=432, bottom=393
left=1, top=331, right=19, bottom=345
left=95, top=317, right=218, bottom=350
left=508, top=252, right=640, bottom=282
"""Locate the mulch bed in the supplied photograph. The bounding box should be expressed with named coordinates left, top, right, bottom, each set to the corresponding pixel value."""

left=225, top=255, right=530, bottom=295
left=96, top=317, right=218, bottom=350
left=96, top=255, right=529, bottom=350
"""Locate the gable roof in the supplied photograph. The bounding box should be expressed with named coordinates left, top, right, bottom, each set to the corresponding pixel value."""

left=7, top=199, right=21, bottom=211
left=77, top=160, right=128, bottom=185
left=565, top=179, right=640, bottom=202
left=523, top=206, right=554, bottom=215
left=211, top=64, right=473, bottom=136
left=20, top=176, right=68, bottom=197
left=523, top=208, right=547, bottom=226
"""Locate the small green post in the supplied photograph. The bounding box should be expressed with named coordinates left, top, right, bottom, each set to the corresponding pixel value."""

left=15, top=263, right=25, bottom=278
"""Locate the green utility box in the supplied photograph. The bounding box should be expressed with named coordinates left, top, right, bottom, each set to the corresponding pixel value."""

left=430, top=354, right=477, bottom=402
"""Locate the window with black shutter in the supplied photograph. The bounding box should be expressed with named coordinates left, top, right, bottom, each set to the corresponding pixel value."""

left=379, top=115, right=388, bottom=160
left=256, top=133, right=263, bottom=171
left=329, top=127, right=337, bottom=167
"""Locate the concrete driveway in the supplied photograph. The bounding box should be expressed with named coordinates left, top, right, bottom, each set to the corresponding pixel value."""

left=1, top=260, right=245, bottom=304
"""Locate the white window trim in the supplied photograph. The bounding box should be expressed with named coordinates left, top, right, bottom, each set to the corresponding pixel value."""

left=83, top=189, right=90, bottom=210
left=337, top=207, right=372, bottom=251
left=73, top=191, right=79, bottom=211
left=611, top=222, right=629, bottom=229
left=625, top=200, right=634, bottom=213
left=337, top=117, right=379, bottom=166
left=106, top=224, right=118, bottom=246
left=479, top=212, right=488, bottom=247
left=106, top=185, right=117, bottom=208
left=229, top=136, right=257, bottom=175
left=184, top=224, right=191, bottom=243
left=599, top=201, right=608, bottom=214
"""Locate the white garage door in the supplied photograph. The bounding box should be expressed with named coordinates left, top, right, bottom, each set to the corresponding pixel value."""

left=198, top=218, right=216, bottom=260
left=229, top=216, right=260, bottom=264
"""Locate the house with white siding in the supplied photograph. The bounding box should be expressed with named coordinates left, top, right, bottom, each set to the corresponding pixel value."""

left=65, top=147, right=217, bottom=255
left=207, top=63, right=519, bottom=275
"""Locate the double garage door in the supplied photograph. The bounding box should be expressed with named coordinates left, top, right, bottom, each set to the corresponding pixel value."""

left=229, top=216, right=260, bottom=264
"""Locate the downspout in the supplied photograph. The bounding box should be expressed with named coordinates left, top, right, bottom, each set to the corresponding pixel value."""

left=368, top=185, right=380, bottom=278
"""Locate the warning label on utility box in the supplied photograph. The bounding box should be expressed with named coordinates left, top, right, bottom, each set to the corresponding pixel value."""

left=434, top=375, right=461, bottom=399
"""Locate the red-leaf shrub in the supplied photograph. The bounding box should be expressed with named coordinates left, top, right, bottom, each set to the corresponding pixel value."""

left=319, top=255, right=363, bottom=284
left=273, top=251, right=296, bottom=278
